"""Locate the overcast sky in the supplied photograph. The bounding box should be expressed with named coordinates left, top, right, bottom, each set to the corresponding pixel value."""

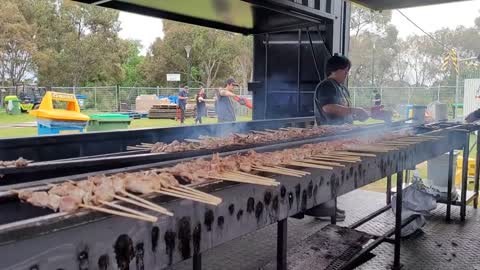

left=118, top=1, right=480, bottom=54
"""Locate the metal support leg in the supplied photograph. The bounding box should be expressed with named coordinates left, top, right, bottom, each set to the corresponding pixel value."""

left=386, top=175, right=392, bottom=205
left=446, top=150, right=454, bottom=222
left=393, top=171, right=403, bottom=270
left=277, top=218, right=287, bottom=270
left=330, top=198, right=337, bottom=225
left=193, top=253, right=202, bottom=270
left=475, top=132, right=480, bottom=209
left=461, top=133, right=470, bottom=221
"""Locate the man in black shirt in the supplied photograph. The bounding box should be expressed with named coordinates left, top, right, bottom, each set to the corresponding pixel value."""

left=314, top=56, right=369, bottom=125
left=307, top=55, right=369, bottom=221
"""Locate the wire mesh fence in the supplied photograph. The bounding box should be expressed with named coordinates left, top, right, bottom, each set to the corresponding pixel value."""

left=350, top=86, right=463, bottom=117
left=0, top=83, right=472, bottom=118
left=44, top=86, right=250, bottom=117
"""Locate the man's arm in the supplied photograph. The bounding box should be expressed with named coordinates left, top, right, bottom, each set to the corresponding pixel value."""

left=465, top=108, right=480, bottom=123
left=323, top=104, right=369, bottom=121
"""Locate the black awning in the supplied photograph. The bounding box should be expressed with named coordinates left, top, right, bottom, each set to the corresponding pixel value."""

left=352, top=0, right=471, bottom=10
left=73, top=0, right=334, bottom=34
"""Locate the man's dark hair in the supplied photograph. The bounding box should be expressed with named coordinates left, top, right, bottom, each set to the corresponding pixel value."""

left=326, top=55, right=351, bottom=76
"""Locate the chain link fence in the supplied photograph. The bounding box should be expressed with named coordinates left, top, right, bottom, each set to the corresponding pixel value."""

left=0, top=83, right=473, bottom=118
left=0, top=85, right=251, bottom=117
left=350, top=86, right=463, bottom=117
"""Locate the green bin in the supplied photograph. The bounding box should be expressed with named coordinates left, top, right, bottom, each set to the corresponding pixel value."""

left=4, top=96, right=21, bottom=115
left=87, top=113, right=131, bottom=132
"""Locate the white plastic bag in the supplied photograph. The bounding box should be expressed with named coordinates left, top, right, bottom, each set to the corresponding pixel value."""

left=391, top=184, right=437, bottom=237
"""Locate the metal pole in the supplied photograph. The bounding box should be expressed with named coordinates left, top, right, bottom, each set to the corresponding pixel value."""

left=475, top=131, right=480, bottom=209
left=193, top=253, right=202, bottom=270
left=94, top=87, right=97, bottom=110
left=393, top=171, right=404, bottom=270
left=306, top=28, right=322, bottom=81
left=353, top=89, right=356, bottom=107
left=187, top=57, right=191, bottom=88
left=116, top=85, right=120, bottom=112
left=437, top=85, right=440, bottom=101
left=446, top=149, right=454, bottom=221
left=330, top=198, right=337, bottom=225
left=461, top=132, right=470, bottom=221
left=386, top=175, right=392, bottom=205
left=455, top=71, right=459, bottom=117
left=277, top=218, right=287, bottom=270
left=371, top=42, right=375, bottom=88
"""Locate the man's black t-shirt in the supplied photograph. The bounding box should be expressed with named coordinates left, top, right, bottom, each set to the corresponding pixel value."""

left=314, top=78, right=353, bottom=125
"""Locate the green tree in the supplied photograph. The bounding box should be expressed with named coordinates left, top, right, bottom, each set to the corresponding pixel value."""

left=118, top=39, right=145, bottom=87
left=142, top=20, right=249, bottom=88
left=0, top=1, right=36, bottom=86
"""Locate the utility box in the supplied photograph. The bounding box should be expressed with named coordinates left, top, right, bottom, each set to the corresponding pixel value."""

left=87, top=113, right=131, bottom=132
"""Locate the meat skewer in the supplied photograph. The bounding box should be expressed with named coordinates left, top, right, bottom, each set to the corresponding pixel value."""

left=16, top=130, right=430, bottom=217
left=15, top=189, right=157, bottom=223
left=68, top=179, right=173, bottom=217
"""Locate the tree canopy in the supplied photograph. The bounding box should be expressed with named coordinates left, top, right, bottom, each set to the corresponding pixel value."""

left=0, top=1, right=478, bottom=89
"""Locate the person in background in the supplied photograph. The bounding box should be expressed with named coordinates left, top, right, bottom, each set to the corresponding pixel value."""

left=216, top=78, right=238, bottom=123
left=308, top=55, right=370, bottom=222
left=178, top=85, right=189, bottom=124
left=195, top=87, right=207, bottom=124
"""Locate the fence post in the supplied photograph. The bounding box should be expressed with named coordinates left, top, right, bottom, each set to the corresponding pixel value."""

left=353, top=88, right=356, bottom=107
left=380, top=86, right=383, bottom=103
left=116, top=85, right=120, bottom=112
left=437, top=85, right=440, bottom=101
left=94, top=87, right=97, bottom=110
left=156, top=86, right=160, bottom=96
left=408, top=88, right=411, bottom=104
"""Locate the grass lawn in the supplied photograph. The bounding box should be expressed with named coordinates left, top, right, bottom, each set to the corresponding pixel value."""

left=0, top=113, right=253, bottom=138
left=0, top=111, right=35, bottom=124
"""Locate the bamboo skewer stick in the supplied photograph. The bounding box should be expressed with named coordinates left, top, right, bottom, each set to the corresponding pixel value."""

left=140, top=143, right=154, bottom=147
left=300, top=159, right=345, bottom=167
left=253, top=165, right=307, bottom=176
left=331, top=151, right=376, bottom=157
left=342, top=146, right=391, bottom=153
left=272, top=166, right=310, bottom=175
left=222, top=172, right=278, bottom=184
left=309, top=156, right=359, bottom=163
left=119, top=190, right=173, bottom=215
left=287, top=161, right=334, bottom=170
left=154, top=189, right=220, bottom=205
left=209, top=175, right=279, bottom=186
left=113, top=195, right=174, bottom=216
left=311, top=154, right=361, bottom=161
left=251, top=166, right=304, bottom=177
left=229, top=171, right=276, bottom=182
left=168, top=186, right=221, bottom=203
left=99, top=200, right=158, bottom=221
left=79, top=204, right=157, bottom=223
left=159, top=188, right=219, bottom=205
